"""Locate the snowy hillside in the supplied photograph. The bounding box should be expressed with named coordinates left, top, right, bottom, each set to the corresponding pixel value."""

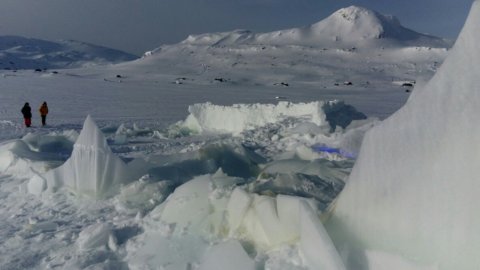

left=116, top=6, right=450, bottom=93
left=182, top=6, right=449, bottom=48
left=0, top=35, right=138, bottom=70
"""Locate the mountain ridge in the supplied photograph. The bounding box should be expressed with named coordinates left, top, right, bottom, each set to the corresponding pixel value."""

left=0, top=35, right=138, bottom=70
left=176, top=6, right=450, bottom=49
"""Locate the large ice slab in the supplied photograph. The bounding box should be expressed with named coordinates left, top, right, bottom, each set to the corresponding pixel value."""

left=181, top=101, right=328, bottom=135
left=300, top=201, right=346, bottom=270
left=198, top=240, right=255, bottom=270
left=328, top=2, right=480, bottom=269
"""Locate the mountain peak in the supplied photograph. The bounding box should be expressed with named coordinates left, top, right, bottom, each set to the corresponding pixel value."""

left=306, top=5, right=446, bottom=46
left=310, top=6, right=400, bottom=41
left=333, top=6, right=399, bottom=26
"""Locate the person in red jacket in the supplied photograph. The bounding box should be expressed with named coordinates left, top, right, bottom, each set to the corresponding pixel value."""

left=39, top=101, right=49, bottom=126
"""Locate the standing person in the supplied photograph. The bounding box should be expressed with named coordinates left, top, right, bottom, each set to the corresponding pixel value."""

left=39, top=101, right=49, bottom=126
left=21, top=102, right=32, bottom=127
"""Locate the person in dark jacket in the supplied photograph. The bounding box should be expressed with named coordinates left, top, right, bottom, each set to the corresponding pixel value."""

left=39, top=101, right=49, bottom=126
left=21, top=102, right=32, bottom=127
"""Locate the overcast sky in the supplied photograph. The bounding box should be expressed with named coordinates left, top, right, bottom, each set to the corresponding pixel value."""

left=0, top=0, right=473, bottom=55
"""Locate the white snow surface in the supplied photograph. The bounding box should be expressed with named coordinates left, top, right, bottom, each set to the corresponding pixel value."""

left=0, top=4, right=470, bottom=270
left=329, top=1, right=480, bottom=270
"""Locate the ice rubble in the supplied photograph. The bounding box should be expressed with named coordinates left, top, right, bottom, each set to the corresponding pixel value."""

left=126, top=171, right=346, bottom=270
left=171, top=100, right=374, bottom=165
left=328, top=1, right=480, bottom=269
left=181, top=101, right=329, bottom=135
left=0, top=100, right=372, bottom=268
left=76, top=223, right=116, bottom=251
left=28, top=115, right=132, bottom=198
left=119, top=100, right=374, bottom=269
left=20, top=100, right=369, bottom=201
left=0, top=130, right=77, bottom=179
left=180, top=100, right=367, bottom=136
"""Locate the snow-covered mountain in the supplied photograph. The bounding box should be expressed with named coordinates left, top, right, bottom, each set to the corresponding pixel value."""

left=180, top=6, right=450, bottom=48
left=0, top=35, right=138, bottom=70
left=111, top=6, right=450, bottom=96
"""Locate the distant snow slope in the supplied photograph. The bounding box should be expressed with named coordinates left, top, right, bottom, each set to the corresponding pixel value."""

left=120, top=6, right=449, bottom=93
left=180, top=6, right=450, bottom=48
left=0, top=35, right=138, bottom=70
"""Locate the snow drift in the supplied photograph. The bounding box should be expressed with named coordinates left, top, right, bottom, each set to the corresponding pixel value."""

left=28, top=115, right=131, bottom=198
left=328, top=1, right=480, bottom=269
